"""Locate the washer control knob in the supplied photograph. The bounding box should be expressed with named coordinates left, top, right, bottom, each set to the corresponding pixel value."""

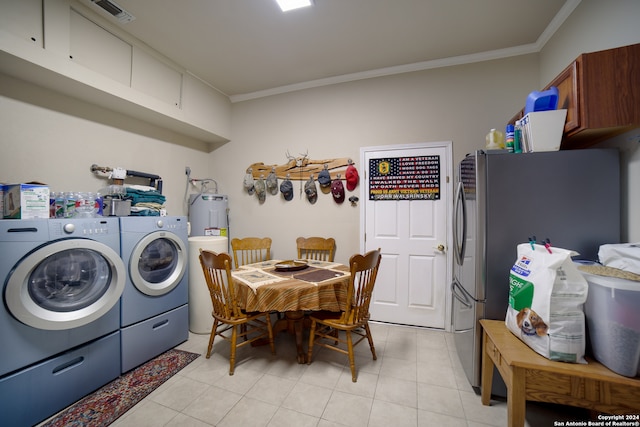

left=63, top=223, right=76, bottom=234
left=156, top=220, right=164, bottom=228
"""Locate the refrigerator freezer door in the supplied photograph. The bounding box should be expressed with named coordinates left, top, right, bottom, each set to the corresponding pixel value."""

left=452, top=277, right=482, bottom=387
left=451, top=278, right=476, bottom=330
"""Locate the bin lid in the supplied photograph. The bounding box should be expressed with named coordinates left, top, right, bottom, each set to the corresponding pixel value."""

left=524, top=87, right=559, bottom=115
left=577, top=264, right=640, bottom=291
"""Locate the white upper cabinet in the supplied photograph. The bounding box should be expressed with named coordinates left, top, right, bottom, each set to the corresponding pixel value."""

left=182, top=74, right=230, bottom=138
left=69, top=9, right=132, bottom=87
left=0, top=0, right=230, bottom=146
left=132, top=46, right=182, bottom=108
left=0, top=0, right=43, bottom=47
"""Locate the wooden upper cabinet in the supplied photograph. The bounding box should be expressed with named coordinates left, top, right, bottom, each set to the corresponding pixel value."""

left=551, top=43, right=640, bottom=148
left=511, top=43, right=640, bottom=149
left=549, top=61, right=579, bottom=135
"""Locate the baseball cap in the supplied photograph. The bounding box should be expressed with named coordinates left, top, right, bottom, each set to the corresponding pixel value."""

left=243, top=168, right=255, bottom=195
left=331, top=179, right=345, bottom=204
left=305, top=176, right=318, bottom=204
left=318, top=167, right=331, bottom=187
left=346, top=163, right=359, bottom=191
left=266, top=169, right=278, bottom=195
left=280, top=178, right=293, bottom=201
left=255, top=176, right=266, bottom=203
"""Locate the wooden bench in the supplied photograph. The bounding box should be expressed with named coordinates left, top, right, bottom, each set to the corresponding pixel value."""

left=479, top=319, right=640, bottom=427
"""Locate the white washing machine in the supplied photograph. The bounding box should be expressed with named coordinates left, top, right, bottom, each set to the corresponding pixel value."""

left=0, top=218, right=125, bottom=426
left=119, top=216, right=189, bottom=373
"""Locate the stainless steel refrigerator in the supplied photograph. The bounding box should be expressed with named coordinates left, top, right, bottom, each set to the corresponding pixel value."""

left=451, top=148, right=620, bottom=393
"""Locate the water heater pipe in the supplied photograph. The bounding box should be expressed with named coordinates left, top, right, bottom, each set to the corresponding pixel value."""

left=90, top=164, right=163, bottom=193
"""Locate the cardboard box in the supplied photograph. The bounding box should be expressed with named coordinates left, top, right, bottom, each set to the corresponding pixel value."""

left=3, top=184, right=50, bottom=219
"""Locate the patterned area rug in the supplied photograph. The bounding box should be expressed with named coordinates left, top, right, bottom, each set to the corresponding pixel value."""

left=41, top=349, right=200, bottom=427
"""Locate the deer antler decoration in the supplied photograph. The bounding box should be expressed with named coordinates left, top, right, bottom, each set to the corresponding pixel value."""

left=246, top=152, right=350, bottom=182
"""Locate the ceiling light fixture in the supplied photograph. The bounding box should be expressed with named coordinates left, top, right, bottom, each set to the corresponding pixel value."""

left=276, top=0, right=314, bottom=12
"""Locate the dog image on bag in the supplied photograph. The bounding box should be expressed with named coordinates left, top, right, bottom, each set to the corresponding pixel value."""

left=516, top=307, right=548, bottom=336
left=505, top=243, right=588, bottom=364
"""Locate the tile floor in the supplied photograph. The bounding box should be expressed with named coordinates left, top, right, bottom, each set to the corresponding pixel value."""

left=54, top=322, right=592, bottom=427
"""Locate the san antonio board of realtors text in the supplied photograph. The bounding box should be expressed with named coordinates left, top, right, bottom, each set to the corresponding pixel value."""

left=368, top=155, right=440, bottom=201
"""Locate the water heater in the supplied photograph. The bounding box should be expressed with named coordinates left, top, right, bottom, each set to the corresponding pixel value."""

left=188, top=194, right=228, bottom=237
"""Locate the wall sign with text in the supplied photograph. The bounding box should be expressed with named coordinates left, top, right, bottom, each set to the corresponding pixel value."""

left=369, top=155, right=440, bottom=200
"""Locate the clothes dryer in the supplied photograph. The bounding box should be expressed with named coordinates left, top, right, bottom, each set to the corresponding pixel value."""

left=0, top=217, right=125, bottom=426
left=119, top=216, right=189, bottom=372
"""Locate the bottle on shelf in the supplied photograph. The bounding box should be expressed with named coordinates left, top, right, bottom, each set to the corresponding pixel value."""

left=514, top=120, right=523, bottom=153
left=485, top=128, right=504, bottom=150
left=505, top=124, right=515, bottom=153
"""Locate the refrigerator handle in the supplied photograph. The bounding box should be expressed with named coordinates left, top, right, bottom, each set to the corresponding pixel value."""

left=453, top=180, right=467, bottom=266
left=451, top=278, right=473, bottom=309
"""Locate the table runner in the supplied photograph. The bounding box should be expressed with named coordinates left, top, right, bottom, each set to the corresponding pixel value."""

left=267, top=266, right=347, bottom=283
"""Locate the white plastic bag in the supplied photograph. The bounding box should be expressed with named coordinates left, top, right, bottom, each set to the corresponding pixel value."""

left=505, top=243, right=588, bottom=363
left=598, top=243, right=640, bottom=275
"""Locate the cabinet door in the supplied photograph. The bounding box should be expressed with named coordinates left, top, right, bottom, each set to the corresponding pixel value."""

left=69, top=9, right=132, bottom=86
left=0, top=0, right=43, bottom=46
left=131, top=47, right=182, bottom=108
left=547, top=61, right=579, bottom=134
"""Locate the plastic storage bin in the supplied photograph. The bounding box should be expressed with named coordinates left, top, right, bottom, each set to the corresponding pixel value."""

left=581, top=270, right=640, bottom=377
left=524, top=86, right=559, bottom=115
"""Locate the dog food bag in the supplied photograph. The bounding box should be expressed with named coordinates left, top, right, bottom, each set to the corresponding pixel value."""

left=505, top=243, right=588, bottom=363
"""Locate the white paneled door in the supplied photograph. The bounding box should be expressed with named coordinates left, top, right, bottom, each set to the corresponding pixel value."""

left=361, top=143, right=452, bottom=329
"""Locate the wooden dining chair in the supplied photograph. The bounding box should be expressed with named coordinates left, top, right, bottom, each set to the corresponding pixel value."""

left=306, top=248, right=382, bottom=382
left=198, top=250, right=275, bottom=375
left=230, top=237, right=272, bottom=269
left=296, top=236, right=336, bottom=262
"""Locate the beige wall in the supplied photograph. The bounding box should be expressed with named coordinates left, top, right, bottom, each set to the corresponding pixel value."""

left=0, top=53, right=539, bottom=264
left=539, top=0, right=640, bottom=242
left=0, top=75, right=213, bottom=216
left=217, top=56, right=538, bottom=262
left=539, top=0, right=640, bottom=86
left=1, top=0, right=639, bottom=266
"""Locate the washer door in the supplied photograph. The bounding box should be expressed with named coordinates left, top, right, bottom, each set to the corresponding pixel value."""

left=5, top=239, right=125, bottom=330
left=129, top=231, right=187, bottom=296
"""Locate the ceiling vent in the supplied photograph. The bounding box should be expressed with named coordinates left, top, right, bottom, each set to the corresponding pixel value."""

left=90, top=0, right=136, bottom=23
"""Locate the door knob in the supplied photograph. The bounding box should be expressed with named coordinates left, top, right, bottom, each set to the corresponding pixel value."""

left=435, top=244, right=446, bottom=252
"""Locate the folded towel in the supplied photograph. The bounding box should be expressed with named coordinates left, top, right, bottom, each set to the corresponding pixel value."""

left=125, top=188, right=166, bottom=205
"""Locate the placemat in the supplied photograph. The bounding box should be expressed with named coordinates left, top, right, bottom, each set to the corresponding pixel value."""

left=293, top=268, right=346, bottom=283
left=232, top=268, right=286, bottom=290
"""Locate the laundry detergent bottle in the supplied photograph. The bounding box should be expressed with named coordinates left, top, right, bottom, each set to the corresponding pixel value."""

left=485, top=129, right=504, bottom=150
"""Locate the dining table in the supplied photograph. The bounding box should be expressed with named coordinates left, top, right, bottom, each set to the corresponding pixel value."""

left=232, top=259, right=351, bottom=363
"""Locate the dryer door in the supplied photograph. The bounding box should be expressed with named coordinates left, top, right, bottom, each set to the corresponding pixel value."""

left=5, top=239, right=125, bottom=330
left=129, top=231, right=187, bottom=296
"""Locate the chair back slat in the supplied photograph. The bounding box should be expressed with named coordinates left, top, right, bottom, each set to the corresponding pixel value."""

left=199, top=250, right=244, bottom=319
left=343, top=249, right=381, bottom=325
left=296, top=236, right=336, bottom=262
left=231, top=237, right=272, bottom=269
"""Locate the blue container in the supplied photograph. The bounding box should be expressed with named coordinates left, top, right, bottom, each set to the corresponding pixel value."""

left=524, top=86, right=559, bottom=114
